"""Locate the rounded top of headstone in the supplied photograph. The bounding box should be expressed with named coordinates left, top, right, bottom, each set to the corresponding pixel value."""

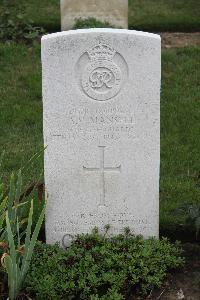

left=41, top=28, right=160, bottom=42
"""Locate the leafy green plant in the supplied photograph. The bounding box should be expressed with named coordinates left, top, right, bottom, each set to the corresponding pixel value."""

left=25, top=228, right=184, bottom=299
left=1, top=200, right=45, bottom=300
left=0, top=151, right=45, bottom=297
left=0, top=10, right=45, bottom=42
left=0, top=171, right=26, bottom=240
left=0, top=151, right=38, bottom=247
left=0, top=153, right=28, bottom=244
left=0, top=149, right=45, bottom=241
left=73, top=17, right=115, bottom=29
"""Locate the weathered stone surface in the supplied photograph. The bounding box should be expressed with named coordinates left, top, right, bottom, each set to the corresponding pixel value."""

left=42, top=29, right=161, bottom=246
left=60, top=0, right=128, bottom=30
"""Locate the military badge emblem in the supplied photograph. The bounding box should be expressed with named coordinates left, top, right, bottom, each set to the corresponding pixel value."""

left=82, top=43, right=122, bottom=101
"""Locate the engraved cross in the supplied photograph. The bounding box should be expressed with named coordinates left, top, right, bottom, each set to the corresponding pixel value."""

left=83, top=146, right=121, bottom=207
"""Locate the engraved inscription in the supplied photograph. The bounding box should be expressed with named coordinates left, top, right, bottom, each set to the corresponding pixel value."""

left=83, top=146, right=121, bottom=207
left=82, top=43, right=123, bottom=101
left=62, top=234, right=73, bottom=248
left=53, top=213, right=153, bottom=236
left=50, top=105, right=136, bottom=142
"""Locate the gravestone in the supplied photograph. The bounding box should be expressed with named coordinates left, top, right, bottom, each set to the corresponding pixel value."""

left=42, top=29, right=161, bottom=246
left=60, top=0, right=128, bottom=30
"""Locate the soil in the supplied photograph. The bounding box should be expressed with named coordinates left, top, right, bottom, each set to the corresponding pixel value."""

left=160, top=32, right=200, bottom=48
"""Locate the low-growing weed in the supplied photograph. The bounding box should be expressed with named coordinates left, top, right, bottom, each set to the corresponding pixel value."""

left=73, top=18, right=115, bottom=29
left=25, top=229, right=184, bottom=299
left=0, top=10, right=45, bottom=43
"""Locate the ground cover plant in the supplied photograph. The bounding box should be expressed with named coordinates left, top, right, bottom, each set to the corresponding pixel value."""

left=24, top=228, right=184, bottom=299
left=0, top=0, right=60, bottom=32
left=0, top=0, right=199, bottom=32
left=73, top=18, right=114, bottom=30
left=0, top=8, right=45, bottom=43
left=0, top=42, right=199, bottom=236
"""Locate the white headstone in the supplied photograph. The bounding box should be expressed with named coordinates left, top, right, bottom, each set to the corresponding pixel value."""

left=42, top=29, right=161, bottom=246
left=60, top=0, right=128, bottom=30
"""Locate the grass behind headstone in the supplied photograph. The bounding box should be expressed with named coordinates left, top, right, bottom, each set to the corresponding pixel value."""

left=0, top=43, right=43, bottom=184
left=129, top=0, right=200, bottom=32
left=160, top=47, right=200, bottom=236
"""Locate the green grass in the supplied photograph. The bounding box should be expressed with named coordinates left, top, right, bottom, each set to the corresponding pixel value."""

left=160, top=47, right=200, bottom=235
left=0, top=43, right=199, bottom=236
left=0, top=43, right=43, bottom=184
left=129, top=0, right=200, bottom=32
left=0, top=0, right=60, bottom=32
left=0, top=0, right=199, bottom=32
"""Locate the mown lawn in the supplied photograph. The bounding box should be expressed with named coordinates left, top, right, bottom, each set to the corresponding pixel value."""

left=0, top=0, right=199, bottom=32
left=129, top=0, right=200, bottom=31
left=0, top=43, right=43, bottom=183
left=0, top=43, right=199, bottom=236
left=160, top=47, right=200, bottom=236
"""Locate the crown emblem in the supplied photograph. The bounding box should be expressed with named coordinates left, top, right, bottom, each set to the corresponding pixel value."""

left=87, top=43, right=116, bottom=62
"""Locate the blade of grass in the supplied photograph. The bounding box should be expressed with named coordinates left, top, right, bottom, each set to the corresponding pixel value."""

left=20, top=202, right=45, bottom=281
left=17, top=217, right=20, bottom=248
left=15, top=169, right=22, bottom=206
left=4, top=255, right=15, bottom=300
left=8, top=173, right=15, bottom=219
left=0, top=196, right=7, bottom=215
left=0, top=183, right=4, bottom=202
left=6, top=211, right=17, bottom=298
left=23, top=200, right=33, bottom=255
left=0, top=151, right=5, bottom=181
